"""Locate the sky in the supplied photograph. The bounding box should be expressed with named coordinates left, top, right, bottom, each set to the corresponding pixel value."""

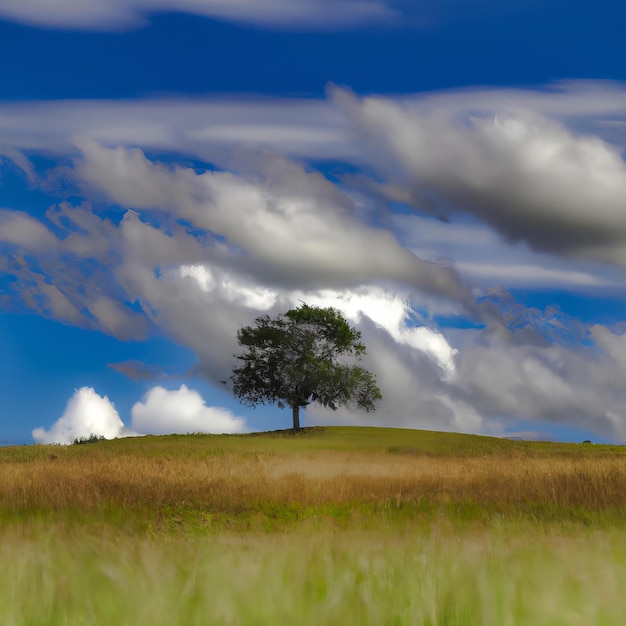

left=2, top=1, right=626, bottom=445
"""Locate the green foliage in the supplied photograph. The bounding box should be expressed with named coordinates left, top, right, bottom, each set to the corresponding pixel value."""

left=229, top=304, right=382, bottom=429
left=72, top=433, right=105, bottom=445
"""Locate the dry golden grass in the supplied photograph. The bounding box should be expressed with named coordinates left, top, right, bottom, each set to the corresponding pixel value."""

left=2, top=442, right=626, bottom=524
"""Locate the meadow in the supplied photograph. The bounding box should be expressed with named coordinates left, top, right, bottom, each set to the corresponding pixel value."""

left=2, top=426, right=626, bottom=624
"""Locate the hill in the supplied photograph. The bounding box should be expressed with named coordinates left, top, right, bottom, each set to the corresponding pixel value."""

left=2, top=425, right=625, bottom=532
left=2, top=426, right=626, bottom=624
left=3, top=425, right=623, bottom=461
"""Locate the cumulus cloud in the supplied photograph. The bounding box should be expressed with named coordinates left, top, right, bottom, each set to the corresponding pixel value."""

left=175, top=265, right=460, bottom=381
left=131, top=385, right=247, bottom=434
left=32, top=385, right=246, bottom=443
left=0, top=0, right=399, bottom=31
left=287, top=287, right=458, bottom=375
left=32, top=387, right=134, bottom=444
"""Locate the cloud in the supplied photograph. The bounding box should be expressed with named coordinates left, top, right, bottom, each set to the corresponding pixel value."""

left=307, top=315, right=626, bottom=443
left=306, top=315, right=486, bottom=434
left=131, top=385, right=247, bottom=434
left=0, top=0, right=400, bottom=31
left=0, top=210, right=59, bottom=251
left=0, top=146, right=36, bottom=182
left=6, top=82, right=626, bottom=442
left=0, top=204, right=150, bottom=337
left=4, top=83, right=626, bottom=276
left=32, top=385, right=246, bottom=443
left=393, top=214, right=623, bottom=291
left=286, top=286, right=458, bottom=375
left=0, top=97, right=349, bottom=162
left=2, top=81, right=626, bottom=183
left=451, top=327, right=626, bottom=441
left=32, top=387, right=134, bottom=444
left=107, top=360, right=172, bottom=381
left=334, top=84, right=626, bottom=267
left=73, top=141, right=468, bottom=300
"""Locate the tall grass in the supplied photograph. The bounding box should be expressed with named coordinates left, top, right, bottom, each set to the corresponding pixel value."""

left=2, top=524, right=626, bottom=625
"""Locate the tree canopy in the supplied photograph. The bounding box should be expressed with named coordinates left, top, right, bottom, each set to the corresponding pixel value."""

left=228, top=303, right=382, bottom=431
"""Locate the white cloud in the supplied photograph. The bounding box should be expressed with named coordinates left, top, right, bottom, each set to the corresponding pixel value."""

left=1, top=81, right=626, bottom=165
left=32, top=387, right=134, bottom=444
left=456, top=261, right=612, bottom=288
left=176, top=268, right=459, bottom=377
left=4, top=83, right=626, bottom=276
left=131, top=385, right=247, bottom=434
left=180, top=264, right=278, bottom=310
left=31, top=385, right=247, bottom=443
left=0, top=0, right=399, bottom=31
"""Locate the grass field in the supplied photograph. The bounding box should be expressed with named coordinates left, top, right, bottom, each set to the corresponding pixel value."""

left=2, top=426, right=626, bottom=624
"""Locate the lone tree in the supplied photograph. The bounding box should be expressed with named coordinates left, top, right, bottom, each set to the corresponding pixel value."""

left=228, top=303, right=382, bottom=431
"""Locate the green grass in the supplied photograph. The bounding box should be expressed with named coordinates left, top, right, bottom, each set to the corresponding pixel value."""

left=4, top=425, right=624, bottom=461
left=109, top=425, right=626, bottom=457
left=2, top=523, right=626, bottom=625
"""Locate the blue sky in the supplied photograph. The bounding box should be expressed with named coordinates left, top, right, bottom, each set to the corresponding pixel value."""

left=2, top=0, right=626, bottom=445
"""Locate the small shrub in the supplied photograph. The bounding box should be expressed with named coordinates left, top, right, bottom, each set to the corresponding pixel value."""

left=72, top=434, right=105, bottom=445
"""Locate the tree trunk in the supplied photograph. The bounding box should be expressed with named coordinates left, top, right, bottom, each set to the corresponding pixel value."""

left=291, top=404, right=301, bottom=432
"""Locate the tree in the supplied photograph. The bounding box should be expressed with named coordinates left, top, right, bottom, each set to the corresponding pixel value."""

left=228, top=303, right=382, bottom=431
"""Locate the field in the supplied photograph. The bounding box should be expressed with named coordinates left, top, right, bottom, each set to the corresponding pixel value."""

left=2, top=426, right=626, bottom=624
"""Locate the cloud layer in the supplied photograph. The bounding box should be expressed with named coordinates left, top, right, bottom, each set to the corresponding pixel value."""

left=6, top=81, right=626, bottom=442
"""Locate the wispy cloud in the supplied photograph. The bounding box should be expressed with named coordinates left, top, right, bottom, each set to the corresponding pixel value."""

left=0, top=0, right=400, bottom=31
left=394, top=214, right=623, bottom=291
left=0, top=97, right=348, bottom=161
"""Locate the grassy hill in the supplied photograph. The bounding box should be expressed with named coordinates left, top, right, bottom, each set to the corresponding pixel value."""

left=2, top=426, right=626, bottom=624
left=4, top=424, right=624, bottom=460
left=2, top=426, right=625, bottom=531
